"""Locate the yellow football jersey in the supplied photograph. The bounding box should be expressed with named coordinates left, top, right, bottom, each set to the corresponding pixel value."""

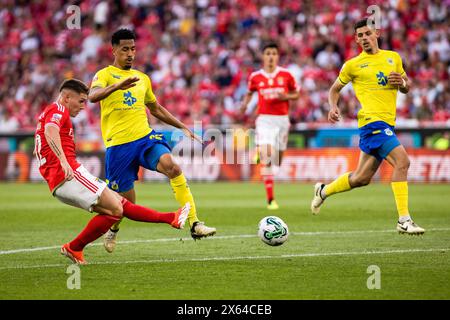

left=338, top=49, right=406, bottom=128
left=91, top=65, right=157, bottom=148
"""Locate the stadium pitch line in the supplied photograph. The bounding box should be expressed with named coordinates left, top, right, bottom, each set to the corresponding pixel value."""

left=1, top=227, right=450, bottom=256
left=0, top=247, right=448, bottom=271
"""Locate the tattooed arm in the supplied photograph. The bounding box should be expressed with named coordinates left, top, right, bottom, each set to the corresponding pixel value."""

left=44, top=125, right=74, bottom=180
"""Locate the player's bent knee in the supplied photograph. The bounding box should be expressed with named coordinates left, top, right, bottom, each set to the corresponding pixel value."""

left=110, top=202, right=123, bottom=217
left=167, top=164, right=182, bottom=178
left=158, top=154, right=182, bottom=178
left=351, top=176, right=371, bottom=187
left=260, top=145, right=273, bottom=158
left=98, top=188, right=124, bottom=217
left=259, top=151, right=273, bottom=166
left=396, top=159, right=410, bottom=172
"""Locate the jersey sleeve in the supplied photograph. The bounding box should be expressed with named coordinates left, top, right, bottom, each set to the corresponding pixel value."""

left=396, top=53, right=406, bottom=76
left=338, top=61, right=353, bottom=85
left=44, top=106, right=68, bottom=130
left=287, top=72, right=300, bottom=92
left=144, top=75, right=157, bottom=104
left=247, top=74, right=257, bottom=92
left=91, top=69, right=108, bottom=89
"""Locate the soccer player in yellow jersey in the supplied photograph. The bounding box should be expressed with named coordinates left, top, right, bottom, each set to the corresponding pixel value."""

left=88, top=29, right=216, bottom=252
left=311, top=18, right=425, bottom=235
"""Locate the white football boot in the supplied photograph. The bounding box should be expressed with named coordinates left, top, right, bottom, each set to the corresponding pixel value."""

left=311, top=182, right=326, bottom=215
left=397, top=219, right=425, bottom=235
left=103, top=229, right=118, bottom=253
left=191, top=222, right=217, bottom=240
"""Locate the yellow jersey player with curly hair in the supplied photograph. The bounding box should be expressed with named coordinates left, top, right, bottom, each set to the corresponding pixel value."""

left=89, top=29, right=216, bottom=252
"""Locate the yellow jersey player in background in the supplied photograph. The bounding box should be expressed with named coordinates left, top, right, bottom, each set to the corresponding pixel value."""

left=89, top=29, right=216, bottom=252
left=310, top=18, right=425, bottom=235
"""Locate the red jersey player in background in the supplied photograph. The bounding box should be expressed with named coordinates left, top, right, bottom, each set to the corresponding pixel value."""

left=240, top=42, right=300, bottom=210
left=34, top=79, right=189, bottom=264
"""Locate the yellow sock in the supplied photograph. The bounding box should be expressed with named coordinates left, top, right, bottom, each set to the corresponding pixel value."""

left=324, top=172, right=352, bottom=197
left=170, top=173, right=199, bottom=227
left=391, top=181, right=409, bottom=218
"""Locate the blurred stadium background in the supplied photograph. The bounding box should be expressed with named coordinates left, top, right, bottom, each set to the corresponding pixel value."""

left=0, top=0, right=449, bottom=184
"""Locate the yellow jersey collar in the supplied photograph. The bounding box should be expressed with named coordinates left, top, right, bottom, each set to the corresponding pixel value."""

left=108, top=65, right=134, bottom=73
left=360, top=49, right=383, bottom=57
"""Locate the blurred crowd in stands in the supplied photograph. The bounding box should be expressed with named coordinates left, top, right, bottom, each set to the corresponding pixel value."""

left=0, top=0, right=449, bottom=141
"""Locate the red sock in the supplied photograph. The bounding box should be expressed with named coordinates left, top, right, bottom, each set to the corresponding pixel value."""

left=263, top=175, right=274, bottom=203
left=69, top=214, right=120, bottom=251
left=121, top=198, right=174, bottom=224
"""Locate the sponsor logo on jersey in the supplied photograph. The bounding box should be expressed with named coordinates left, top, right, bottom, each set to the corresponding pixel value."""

left=277, top=77, right=284, bottom=85
left=260, top=87, right=285, bottom=95
left=112, top=74, right=121, bottom=79
left=260, top=87, right=285, bottom=99
left=376, top=71, right=388, bottom=86
left=387, top=58, right=394, bottom=65
left=123, top=91, right=137, bottom=106
left=360, top=63, right=369, bottom=68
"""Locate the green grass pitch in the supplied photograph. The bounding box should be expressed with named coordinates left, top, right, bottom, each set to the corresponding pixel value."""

left=0, top=182, right=449, bottom=300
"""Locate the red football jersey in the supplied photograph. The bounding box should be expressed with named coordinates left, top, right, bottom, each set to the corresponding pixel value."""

left=34, top=102, right=81, bottom=192
left=248, top=66, right=299, bottom=115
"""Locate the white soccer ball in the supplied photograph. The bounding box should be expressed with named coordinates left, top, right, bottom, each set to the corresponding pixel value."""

left=258, top=216, right=289, bottom=246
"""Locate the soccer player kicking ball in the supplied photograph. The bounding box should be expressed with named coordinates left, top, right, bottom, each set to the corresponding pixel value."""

left=311, top=18, right=425, bottom=235
left=241, top=42, right=300, bottom=210
left=89, top=29, right=216, bottom=252
left=34, top=79, right=190, bottom=264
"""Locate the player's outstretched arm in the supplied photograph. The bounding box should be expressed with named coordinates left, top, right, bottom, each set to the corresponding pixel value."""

left=146, top=101, right=202, bottom=144
left=88, top=77, right=140, bottom=103
left=328, top=78, right=345, bottom=123
left=44, top=125, right=73, bottom=180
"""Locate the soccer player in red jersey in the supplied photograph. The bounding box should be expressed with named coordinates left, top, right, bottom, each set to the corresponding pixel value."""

left=34, top=79, right=190, bottom=264
left=241, top=42, right=300, bottom=210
